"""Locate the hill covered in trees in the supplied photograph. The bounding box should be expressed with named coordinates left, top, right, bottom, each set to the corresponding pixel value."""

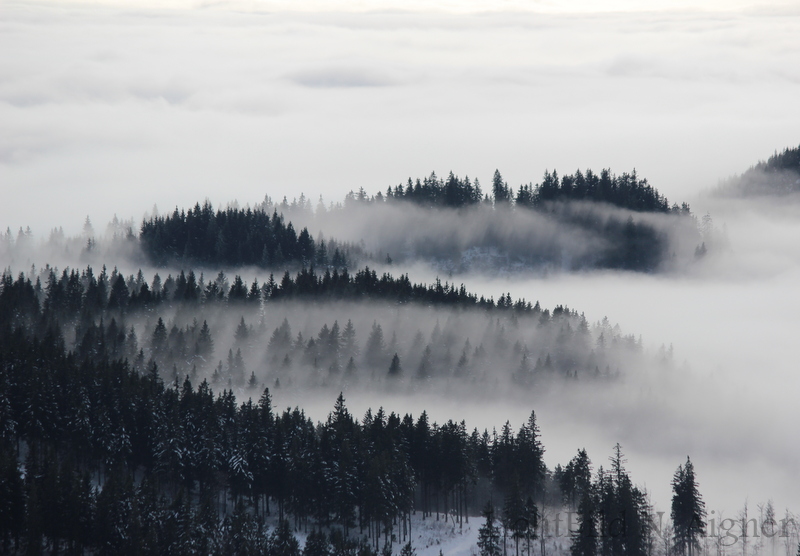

left=284, top=167, right=701, bottom=273
left=255, top=169, right=701, bottom=275
left=714, top=144, right=800, bottom=197
left=364, top=168, right=683, bottom=214
left=0, top=263, right=651, bottom=400
left=1, top=166, right=703, bottom=275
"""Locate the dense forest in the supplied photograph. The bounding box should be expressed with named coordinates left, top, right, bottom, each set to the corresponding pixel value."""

left=0, top=317, right=705, bottom=556
left=715, top=144, right=800, bottom=197
left=139, top=203, right=357, bottom=269
left=0, top=165, right=737, bottom=555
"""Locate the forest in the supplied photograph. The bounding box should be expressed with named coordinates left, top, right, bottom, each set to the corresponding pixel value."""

left=359, top=168, right=682, bottom=214
left=0, top=263, right=649, bottom=397
left=0, top=247, right=696, bottom=555
left=0, top=320, right=704, bottom=556
left=139, top=203, right=358, bottom=270
left=0, top=167, right=752, bottom=556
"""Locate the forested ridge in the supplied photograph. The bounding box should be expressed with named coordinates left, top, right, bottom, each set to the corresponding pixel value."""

left=715, top=144, right=800, bottom=197
left=366, top=168, right=685, bottom=214
left=0, top=262, right=647, bottom=399
left=129, top=167, right=697, bottom=273
left=279, top=168, right=694, bottom=273
left=0, top=166, right=712, bottom=555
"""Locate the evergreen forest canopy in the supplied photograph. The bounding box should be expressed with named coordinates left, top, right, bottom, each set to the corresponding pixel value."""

left=371, top=168, right=686, bottom=214
left=139, top=203, right=358, bottom=269
left=281, top=167, right=696, bottom=273
left=715, top=144, right=800, bottom=197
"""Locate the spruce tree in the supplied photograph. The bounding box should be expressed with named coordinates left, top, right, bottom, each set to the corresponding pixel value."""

left=671, top=457, right=705, bottom=556
left=388, top=353, right=402, bottom=377
left=478, top=501, right=502, bottom=556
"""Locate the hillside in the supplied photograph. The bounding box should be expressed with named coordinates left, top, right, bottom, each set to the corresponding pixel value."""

left=715, top=144, right=800, bottom=197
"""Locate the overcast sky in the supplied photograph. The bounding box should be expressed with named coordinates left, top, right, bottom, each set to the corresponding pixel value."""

left=2, top=0, right=799, bottom=235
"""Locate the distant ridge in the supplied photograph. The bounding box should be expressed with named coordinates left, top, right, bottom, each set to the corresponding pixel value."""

left=715, top=144, right=800, bottom=197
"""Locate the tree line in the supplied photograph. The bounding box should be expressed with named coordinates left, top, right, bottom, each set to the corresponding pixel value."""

left=133, top=166, right=692, bottom=272
left=274, top=169, right=697, bottom=273
left=347, top=168, right=689, bottom=214
left=0, top=263, right=537, bottom=327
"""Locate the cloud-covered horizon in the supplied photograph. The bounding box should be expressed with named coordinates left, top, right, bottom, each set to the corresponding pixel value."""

left=2, top=1, right=799, bottom=236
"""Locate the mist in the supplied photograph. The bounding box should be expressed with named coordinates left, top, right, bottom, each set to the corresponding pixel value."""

left=275, top=194, right=702, bottom=274
left=428, top=194, right=800, bottom=516
left=4, top=182, right=800, bottom=519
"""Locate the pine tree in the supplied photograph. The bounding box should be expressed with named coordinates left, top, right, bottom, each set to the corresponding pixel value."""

left=341, top=319, right=358, bottom=361
left=152, top=317, right=168, bottom=356
left=492, top=170, right=510, bottom=205
left=365, top=322, right=386, bottom=369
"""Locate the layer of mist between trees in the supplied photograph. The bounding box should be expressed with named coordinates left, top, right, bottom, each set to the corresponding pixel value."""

left=0, top=265, right=658, bottom=402
left=265, top=194, right=704, bottom=275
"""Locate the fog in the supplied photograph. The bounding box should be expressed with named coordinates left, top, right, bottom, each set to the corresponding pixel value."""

left=3, top=178, right=800, bottom=516
left=423, top=195, right=800, bottom=516
left=4, top=192, right=800, bottom=519
left=274, top=196, right=703, bottom=273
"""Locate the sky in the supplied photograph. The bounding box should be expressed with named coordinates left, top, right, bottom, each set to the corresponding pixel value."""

left=3, top=0, right=800, bottom=525
left=2, top=0, right=800, bottom=235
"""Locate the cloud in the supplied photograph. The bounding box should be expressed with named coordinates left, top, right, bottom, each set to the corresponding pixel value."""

left=288, top=66, right=399, bottom=88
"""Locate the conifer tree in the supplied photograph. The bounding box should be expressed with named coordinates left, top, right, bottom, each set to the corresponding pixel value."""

left=671, top=457, right=706, bottom=556
left=571, top=491, right=597, bottom=556
left=388, top=353, right=402, bottom=377
left=478, top=501, right=502, bottom=556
